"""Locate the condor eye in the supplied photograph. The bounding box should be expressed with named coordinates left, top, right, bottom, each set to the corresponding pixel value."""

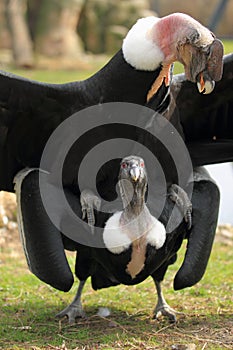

left=140, top=162, right=144, bottom=168
left=121, top=162, right=127, bottom=169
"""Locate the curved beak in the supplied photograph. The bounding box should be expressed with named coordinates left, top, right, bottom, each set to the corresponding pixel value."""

left=196, top=38, right=224, bottom=94
left=197, top=72, right=215, bottom=94
left=130, top=166, right=140, bottom=182
left=177, top=38, right=224, bottom=95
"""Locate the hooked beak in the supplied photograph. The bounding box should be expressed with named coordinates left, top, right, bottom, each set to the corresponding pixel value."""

left=196, top=38, right=223, bottom=94
left=177, top=38, right=223, bottom=95
left=130, top=166, right=140, bottom=182
left=197, top=72, right=215, bottom=94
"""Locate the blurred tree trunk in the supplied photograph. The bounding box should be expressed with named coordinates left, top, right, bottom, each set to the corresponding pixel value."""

left=5, top=0, right=34, bottom=67
left=34, top=0, right=84, bottom=57
left=27, top=0, right=42, bottom=41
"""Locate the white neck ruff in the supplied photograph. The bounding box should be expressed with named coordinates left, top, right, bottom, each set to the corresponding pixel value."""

left=122, top=16, right=164, bottom=71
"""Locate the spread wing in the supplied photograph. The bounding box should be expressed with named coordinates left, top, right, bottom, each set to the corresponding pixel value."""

left=0, top=52, right=230, bottom=192
left=172, top=53, right=233, bottom=166
left=169, top=56, right=233, bottom=289
left=0, top=71, right=85, bottom=191
left=0, top=50, right=163, bottom=192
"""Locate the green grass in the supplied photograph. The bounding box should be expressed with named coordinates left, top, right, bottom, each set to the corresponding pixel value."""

left=222, top=39, right=233, bottom=55
left=8, top=58, right=108, bottom=84
left=7, top=65, right=102, bottom=84
left=0, top=241, right=232, bottom=349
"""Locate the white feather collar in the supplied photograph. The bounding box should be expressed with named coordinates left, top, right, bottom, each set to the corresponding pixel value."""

left=122, top=17, right=164, bottom=71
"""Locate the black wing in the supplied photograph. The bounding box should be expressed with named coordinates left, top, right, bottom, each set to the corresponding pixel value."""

left=172, top=53, right=233, bottom=166
left=0, top=71, right=87, bottom=191
left=0, top=50, right=161, bottom=192
left=169, top=57, right=233, bottom=288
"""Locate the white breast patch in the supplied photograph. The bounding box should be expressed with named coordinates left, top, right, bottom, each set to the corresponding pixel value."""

left=103, top=211, right=166, bottom=254
left=103, top=212, right=131, bottom=254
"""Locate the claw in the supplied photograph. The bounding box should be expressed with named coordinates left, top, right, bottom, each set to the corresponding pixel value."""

left=80, top=189, right=101, bottom=233
left=154, top=303, right=177, bottom=323
left=168, top=184, right=192, bottom=230
left=56, top=304, right=86, bottom=324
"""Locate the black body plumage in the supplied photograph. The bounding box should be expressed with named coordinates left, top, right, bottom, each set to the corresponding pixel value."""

left=1, top=34, right=232, bottom=320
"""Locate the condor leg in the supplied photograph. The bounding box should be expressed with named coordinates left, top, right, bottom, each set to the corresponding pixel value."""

left=153, top=279, right=177, bottom=322
left=151, top=259, right=178, bottom=322
left=56, top=280, right=87, bottom=324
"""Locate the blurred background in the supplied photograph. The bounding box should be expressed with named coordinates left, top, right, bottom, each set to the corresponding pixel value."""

left=0, top=0, right=233, bottom=228
left=0, top=0, right=232, bottom=69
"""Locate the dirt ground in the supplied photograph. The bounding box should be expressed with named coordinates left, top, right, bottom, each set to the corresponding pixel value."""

left=0, top=192, right=21, bottom=254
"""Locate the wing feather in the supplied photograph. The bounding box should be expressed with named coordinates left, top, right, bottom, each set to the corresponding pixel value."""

left=172, top=53, right=233, bottom=166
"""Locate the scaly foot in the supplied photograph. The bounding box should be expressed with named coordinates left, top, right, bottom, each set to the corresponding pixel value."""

left=153, top=301, right=177, bottom=323
left=56, top=303, right=86, bottom=324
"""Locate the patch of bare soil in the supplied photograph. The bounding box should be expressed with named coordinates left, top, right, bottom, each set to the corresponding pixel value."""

left=0, top=192, right=23, bottom=257
left=216, top=224, right=233, bottom=246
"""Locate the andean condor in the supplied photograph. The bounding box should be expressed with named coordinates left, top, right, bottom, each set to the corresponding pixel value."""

left=57, top=155, right=193, bottom=323
left=0, top=13, right=230, bottom=322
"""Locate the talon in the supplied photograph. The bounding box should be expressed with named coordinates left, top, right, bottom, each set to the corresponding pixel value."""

left=56, top=304, right=86, bottom=324
left=169, top=184, right=192, bottom=230
left=154, top=304, right=177, bottom=323
left=80, top=189, right=101, bottom=233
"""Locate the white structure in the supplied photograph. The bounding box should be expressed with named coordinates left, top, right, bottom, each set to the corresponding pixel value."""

left=206, top=163, right=233, bottom=224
